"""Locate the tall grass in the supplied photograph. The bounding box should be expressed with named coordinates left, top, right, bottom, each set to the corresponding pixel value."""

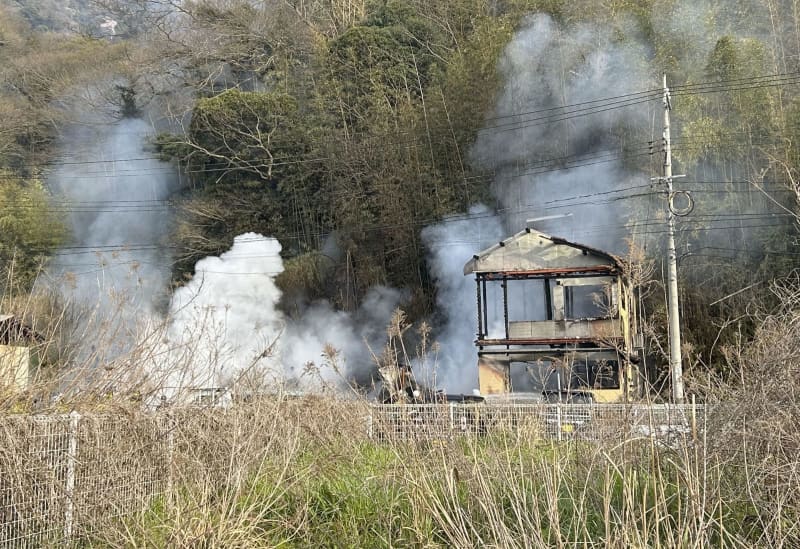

left=18, top=395, right=777, bottom=548
left=2, top=274, right=799, bottom=547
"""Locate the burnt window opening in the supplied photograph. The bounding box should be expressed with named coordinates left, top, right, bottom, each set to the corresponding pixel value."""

left=509, top=361, right=549, bottom=392
left=478, top=278, right=552, bottom=339
left=563, top=283, right=615, bottom=320
left=570, top=360, right=620, bottom=390
left=506, top=279, right=548, bottom=322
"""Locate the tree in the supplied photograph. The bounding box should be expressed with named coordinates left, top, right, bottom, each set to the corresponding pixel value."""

left=0, top=173, right=65, bottom=293
left=186, top=90, right=303, bottom=179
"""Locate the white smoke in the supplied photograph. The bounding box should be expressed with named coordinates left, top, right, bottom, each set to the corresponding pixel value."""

left=415, top=206, right=504, bottom=393
left=152, top=233, right=402, bottom=397
left=156, top=234, right=285, bottom=391
left=417, top=15, right=656, bottom=393
left=280, top=285, right=403, bottom=385
left=43, top=117, right=400, bottom=398
left=44, top=117, right=178, bottom=361
left=472, top=13, right=654, bottom=252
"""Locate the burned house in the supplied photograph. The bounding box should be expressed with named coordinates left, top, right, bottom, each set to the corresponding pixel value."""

left=464, top=229, right=641, bottom=402
left=0, top=315, right=44, bottom=391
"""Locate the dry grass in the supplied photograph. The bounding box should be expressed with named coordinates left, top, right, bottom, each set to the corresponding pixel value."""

left=1, top=277, right=799, bottom=548
left=0, top=394, right=796, bottom=548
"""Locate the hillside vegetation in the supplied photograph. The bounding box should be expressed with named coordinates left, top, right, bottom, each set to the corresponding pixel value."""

left=2, top=3, right=800, bottom=547
left=1, top=0, right=800, bottom=389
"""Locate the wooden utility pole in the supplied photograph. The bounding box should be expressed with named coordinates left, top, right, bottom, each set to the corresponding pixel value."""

left=662, top=74, right=685, bottom=404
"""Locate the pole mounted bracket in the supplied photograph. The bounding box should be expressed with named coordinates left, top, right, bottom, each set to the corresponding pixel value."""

left=650, top=174, right=686, bottom=183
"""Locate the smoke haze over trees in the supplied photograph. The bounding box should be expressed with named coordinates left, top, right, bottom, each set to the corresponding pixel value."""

left=2, top=0, right=800, bottom=394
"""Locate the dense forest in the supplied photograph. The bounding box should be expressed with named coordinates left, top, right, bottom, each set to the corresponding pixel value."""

left=2, top=0, right=800, bottom=396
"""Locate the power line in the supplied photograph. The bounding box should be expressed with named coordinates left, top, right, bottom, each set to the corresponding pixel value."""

left=15, top=70, right=799, bottom=176
left=22, top=202, right=797, bottom=258
left=672, top=72, right=800, bottom=93
left=6, top=73, right=800, bottom=274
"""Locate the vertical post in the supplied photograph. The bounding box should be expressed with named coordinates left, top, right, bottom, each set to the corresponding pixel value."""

left=449, top=402, right=455, bottom=432
left=663, top=74, right=685, bottom=404
left=166, top=414, right=175, bottom=506
left=64, top=411, right=80, bottom=541
left=556, top=402, right=563, bottom=442
left=481, top=278, right=489, bottom=338
left=690, top=394, right=697, bottom=444
left=544, top=278, right=553, bottom=320
left=476, top=277, right=483, bottom=340
left=366, top=410, right=373, bottom=439
left=502, top=278, right=509, bottom=341
left=556, top=370, right=562, bottom=403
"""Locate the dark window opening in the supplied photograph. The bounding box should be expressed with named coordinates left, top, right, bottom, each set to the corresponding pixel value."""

left=509, top=361, right=547, bottom=392
left=565, top=284, right=612, bottom=319
left=570, top=360, right=620, bottom=389
left=506, top=279, right=547, bottom=322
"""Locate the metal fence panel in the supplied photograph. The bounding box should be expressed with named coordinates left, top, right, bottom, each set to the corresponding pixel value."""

left=1, top=415, right=72, bottom=548
left=368, top=403, right=705, bottom=444
left=71, top=415, right=169, bottom=541
left=0, top=413, right=169, bottom=548
left=0, top=403, right=705, bottom=547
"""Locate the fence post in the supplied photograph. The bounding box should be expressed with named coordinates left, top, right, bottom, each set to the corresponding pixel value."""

left=166, top=414, right=175, bottom=507
left=690, top=394, right=697, bottom=444
left=556, top=403, right=563, bottom=442
left=449, top=402, right=455, bottom=432
left=366, top=409, right=373, bottom=439
left=64, top=411, right=80, bottom=541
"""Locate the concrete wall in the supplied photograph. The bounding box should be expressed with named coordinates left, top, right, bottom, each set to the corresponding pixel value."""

left=0, top=344, right=33, bottom=390
left=508, top=318, right=621, bottom=340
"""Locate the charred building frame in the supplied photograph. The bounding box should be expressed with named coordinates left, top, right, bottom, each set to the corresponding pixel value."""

left=464, top=228, right=641, bottom=402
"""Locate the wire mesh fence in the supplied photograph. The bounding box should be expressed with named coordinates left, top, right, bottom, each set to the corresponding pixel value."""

left=0, top=415, right=71, bottom=548
left=368, top=402, right=705, bottom=445
left=0, top=413, right=170, bottom=548
left=1, top=402, right=704, bottom=547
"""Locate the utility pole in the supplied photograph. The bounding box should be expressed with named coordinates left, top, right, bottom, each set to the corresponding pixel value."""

left=662, top=74, right=685, bottom=404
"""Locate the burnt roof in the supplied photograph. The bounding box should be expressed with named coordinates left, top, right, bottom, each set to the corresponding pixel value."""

left=464, top=228, right=623, bottom=275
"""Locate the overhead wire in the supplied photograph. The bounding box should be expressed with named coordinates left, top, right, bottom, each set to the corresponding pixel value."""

left=46, top=220, right=798, bottom=276
left=29, top=204, right=798, bottom=259
left=6, top=71, right=800, bottom=266
left=0, top=73, right=800, bottom=195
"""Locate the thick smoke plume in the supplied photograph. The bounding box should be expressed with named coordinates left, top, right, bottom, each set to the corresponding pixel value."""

left=472, top=13, right=654, bottom=252
left=418, top=15, right=656, bottom=393
left=152, top=233, right=401, bottom=396
left=421, top=9, right=791, bottom=396
left=46, top=118, right=399, bottom=397
left=45, top=117, right=178, bottom=361
left=416, top=206, right=504, bottom=393
left=39, top=6, right=792, bottom=402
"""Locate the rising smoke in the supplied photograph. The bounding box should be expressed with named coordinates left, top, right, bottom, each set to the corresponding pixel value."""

left=415, top=15, right=657, bottom=393
left=151, top=233, right=402, bottom=396
left=44, top=6, right=786, bottom=399
left=472, top=13, right=655, bottom=252
left=421, top=9, right=791, bottom=396
left=415, top=206, right=504, bottom=393
left=45, top=117, right=179, bottom=362
left=45, top=115, right=402, bottom=396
